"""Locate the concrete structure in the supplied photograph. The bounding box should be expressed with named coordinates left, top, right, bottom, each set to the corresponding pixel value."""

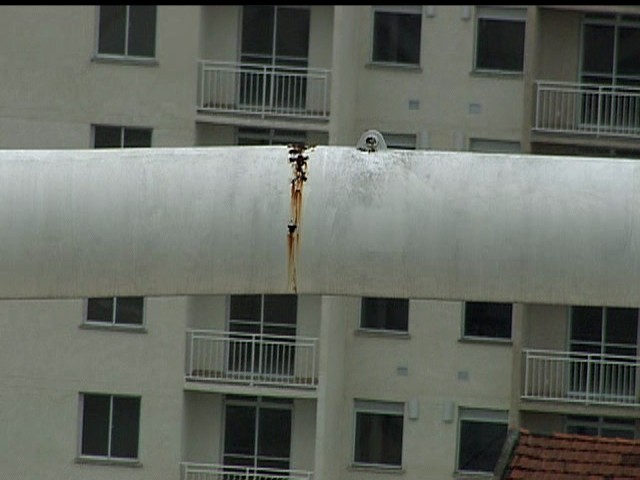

left=1, top=5, right=640, bottom=480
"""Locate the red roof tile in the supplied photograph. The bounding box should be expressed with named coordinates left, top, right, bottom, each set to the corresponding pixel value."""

left=501, top=429, right=640, bottom=480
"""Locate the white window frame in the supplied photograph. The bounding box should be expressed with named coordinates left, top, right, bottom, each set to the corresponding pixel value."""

left=370, top=5, right=423, bottom=67
left=456, top=407, right=508, bottom=475
left=473, top=6, right=526, bottom=74
left=78, top=392, right=142, bottom=463
left=95, top=5, right=158, bottom=60
left=84, top=297, right=146, bottom=330
left=352, top=399, right=405, bottom=469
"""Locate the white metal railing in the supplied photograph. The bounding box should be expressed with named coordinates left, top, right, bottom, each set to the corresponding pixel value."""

left=197, top=60, right=330, bottom=120
left=523, top=348, right=640, bottom=407
left=534, top=80, right=640, bottom=138
left=182, top=463, right=313, bottom=480
left=186, top=329, right=318, bottom=389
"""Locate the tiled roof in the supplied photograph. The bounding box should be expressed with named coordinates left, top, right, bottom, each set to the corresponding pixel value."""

left=502, top=428, right=640, bottom=480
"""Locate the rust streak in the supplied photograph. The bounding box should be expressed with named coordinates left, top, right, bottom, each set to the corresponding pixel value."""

left=287, top=144, right=310, bottom=293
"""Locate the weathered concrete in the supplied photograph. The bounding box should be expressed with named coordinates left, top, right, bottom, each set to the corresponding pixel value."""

left=1, top=146, right=638, bottom=306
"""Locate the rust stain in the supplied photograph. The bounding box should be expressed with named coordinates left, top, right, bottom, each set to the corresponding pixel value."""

left=287, top=143, right=310, bottom=293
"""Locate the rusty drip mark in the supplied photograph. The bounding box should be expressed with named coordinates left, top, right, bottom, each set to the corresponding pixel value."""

left=287, top=143, right=310, bottom=293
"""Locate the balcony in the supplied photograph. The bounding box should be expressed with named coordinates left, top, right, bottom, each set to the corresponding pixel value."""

left=522, top=349, right=640, bottom=408
left=182, top=463, right=313, bottom=480
left=533, top=80, right=640, bottom=140
left=185, top=329, right=319, bottom=390
left=197, top=60, right=330, bottom=122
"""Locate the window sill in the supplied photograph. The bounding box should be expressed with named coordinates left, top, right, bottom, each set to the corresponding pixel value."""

left=350, top=463, right=405, bottom=474
left=469, top=69, right=523, bottom=80
left=366, top=62, right=423, bottom=73
left=355, top=328, right=410, bottom=339
left=80, top=323, right=148, bottom=334
left=75, top=456, right=142, bottom=468
left=91, top=55, right=159, bottom=67
left=458, top=336, right=512, bottom=346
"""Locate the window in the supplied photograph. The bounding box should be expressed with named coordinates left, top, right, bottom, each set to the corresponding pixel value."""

left=372, top=6, right=422, bottom=66
left=353, top=400, right=404, bottom=468
left=360, top=297, right=409, bottom=333
left=566, top=415, right=636, bottom=439
left=469, top=138, right=521, bottom=153
left=93, top=125, right=152, bottom=148
left=579, top=14, right=640, bottom=131
left=474, top=7, right=526, bottom=73
left=463, top=301, right=512, bottom=340
left=80, top=393, right=141, bottom=460
left=223, top=395, right=292, bottom=469
left=237, top=127, right=307, bottom=146
left=457, top=408, right=508, bottom=474
left=86, top=297, right=144, bottom=327
left=382, top=133, right=417, bottom=150
left=97, top=5, right=157, bottom=58
left=240, top=6, right=310, bottom=109
left=570, top=306, right=638, bottom=357
left=569, top=305, right=638, bottom=399
left=581, top=14, right=640, bottom=88
left=228, top=294, right=297, bottom=376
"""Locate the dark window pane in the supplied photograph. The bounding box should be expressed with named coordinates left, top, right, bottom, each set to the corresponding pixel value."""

left=123, top=128, right=152, bottom=148
left=571, top=306, right=603, bottom=343
left=241, top=6, right=275, bottom=57
left=464, top=302, right=512, bottom=339
left=263, top=295, right=297, bottom=326
left=94, top=126, right=122, bottom=148
left=224, top=405, right=256, bottom=456
left=81, top=394, right=110, bottom=456
left=354, top=412, right=403, bottom=466
left=582, top=24, right=615, bottom=74
left=87, top=297, right=114, bottom=323
left=115, top=297, right=144, bottom=325
left=476, top=18, right=525, bottom=71
left=128, top=5, right=157, bottom=57
left=230, top=295, right=261, bottom=322
left=98, top=5, right=126, bottom=55
left=275, top=8, right=310, bottom=59
left=605, top=307, right=638, bottom=346
left=618, top=27, right=640, bottom=76
left=110, top=396, right=140, bottom=458
left=458, top=420, right=507, bottom=472
left=372, top=12, right=421, bottom=64
left=361, top=297, right=409, bottom=332
left=258, top=408, right=291, bottom=458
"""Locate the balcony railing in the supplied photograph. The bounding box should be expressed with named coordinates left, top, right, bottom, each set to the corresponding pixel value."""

left=534, top=80, right=640, bottom=138
left=182, top=463, right=313, bottom=480
left=197, top=60, right=330, bottom=120
left=186, top=329, right=318, bottom=389
left=523, top=349, right=640, bottom=407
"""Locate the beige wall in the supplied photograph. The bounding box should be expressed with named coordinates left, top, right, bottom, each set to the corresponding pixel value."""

left=0, top=297, right=187, bottom=479
left=330, top=6, right=525, bottom=150
left=0, top=6, right=198, bottom=149
left=322, top=298, right=513, bottom=479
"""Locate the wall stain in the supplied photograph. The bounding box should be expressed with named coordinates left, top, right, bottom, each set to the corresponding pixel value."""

left=287, top=143, right=311, bottom=292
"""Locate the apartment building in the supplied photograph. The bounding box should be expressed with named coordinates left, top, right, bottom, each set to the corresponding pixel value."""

left=1, top=4, right=640, bottom=480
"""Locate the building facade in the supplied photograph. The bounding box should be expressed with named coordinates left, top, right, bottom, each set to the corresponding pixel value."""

left=1, top=5, right=640, bottom=480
